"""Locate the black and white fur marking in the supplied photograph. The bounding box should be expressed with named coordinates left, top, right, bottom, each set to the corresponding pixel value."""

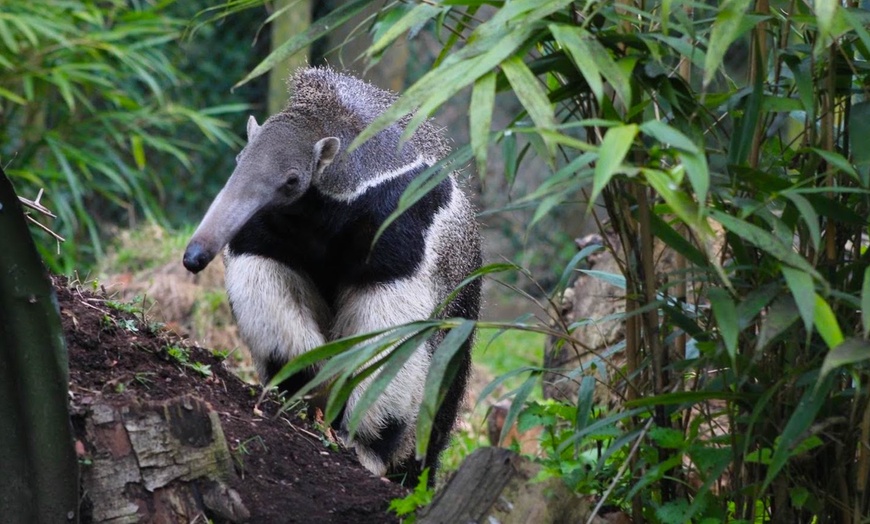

left=182, top=67, right=481, bottom=486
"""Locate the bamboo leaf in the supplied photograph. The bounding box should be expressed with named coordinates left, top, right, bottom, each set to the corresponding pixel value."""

left=470, top=72, right=496, bottom=177
left=862, top=266, right=870, bottom=337
left=644, top=167, right=701, bottom=229
left=549, top=24, right=603, bottom=104
left=351, top=25, right=536, bottom=151
left=815, top=0, right=837, bottom=45
left=762, top=378, right=833, bottom=491
left=367, top=3, right=442, bottom=59
left=370, top=145, right=473, bottom=250
left=819, top=338, right=870, bottom=384
left=810, top=148, right=859, bottom=181
left=813, top=294, right=843, bottom=349
left=708, top=288, right=739, bottom=365
left=782, top=192, right=821, bottom=252
left=849, top=101, right=870, bottom=186
left=235, top=0, right=371, bottom=88
left=575, top=375, right=596, bottom=433
left=704, top=0, right=752, bottom=87
left=130, top=135, right=145, bottom=170
left=710, top=210, right=822, bottom=281
left=416, top=320, right=476, bottom=458
left=498, top=373, right=538, bottom=446
left=781, top=266, right=815, bottom=333
left=500, top=56, right=556, bottom=152
left=347, top=326, right=441, bottom=437
left=756, top=296, right=800, bottom=351
left=591, top=124, right=638, bottom=204
left=266, top=330, right=389, bottom=390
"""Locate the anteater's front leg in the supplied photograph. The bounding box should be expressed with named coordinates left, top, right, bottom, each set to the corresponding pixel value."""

left=224, top=251, right=331, bottom=394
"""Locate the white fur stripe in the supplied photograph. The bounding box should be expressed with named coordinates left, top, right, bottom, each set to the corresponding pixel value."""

left=322, top=154, right=436, bottom=202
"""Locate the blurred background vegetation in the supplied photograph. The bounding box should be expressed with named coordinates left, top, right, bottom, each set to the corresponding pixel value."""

left=6, top=0, right=870, bottom=522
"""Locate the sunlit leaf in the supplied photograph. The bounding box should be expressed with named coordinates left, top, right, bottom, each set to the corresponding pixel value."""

left=813, top=294, right=843, bottom=349
left=549, top=23, right=603, bottom=104
left=815, top=0, right=837, bottom=46
left=591, top=124, right=638, bottom=204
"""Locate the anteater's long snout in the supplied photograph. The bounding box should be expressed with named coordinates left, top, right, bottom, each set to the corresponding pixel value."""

left=182, top=241, right=214, bottom=274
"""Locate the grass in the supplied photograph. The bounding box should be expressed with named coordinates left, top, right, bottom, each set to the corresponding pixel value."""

left=473, top=327, right=545, bottom=390
left=438, top=326, right=546, bottom=479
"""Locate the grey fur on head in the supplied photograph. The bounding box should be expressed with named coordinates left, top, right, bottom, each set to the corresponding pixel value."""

left=279, top=67, right=450, bottom=197
left=183, top=66, right=481, bottom=488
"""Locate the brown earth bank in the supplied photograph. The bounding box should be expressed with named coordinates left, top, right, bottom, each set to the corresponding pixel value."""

left=58, top=275, right=407, bottom=523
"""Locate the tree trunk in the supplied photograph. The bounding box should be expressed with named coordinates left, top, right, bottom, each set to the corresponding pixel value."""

left=0, top=167, right=79, bottom=523
left=268, top=0, right=312, bottom=114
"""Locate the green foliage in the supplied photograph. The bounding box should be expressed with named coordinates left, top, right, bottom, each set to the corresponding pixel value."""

left=388, top=469, right=434, bottom=523
left=165, top=344, right=211, bottom=377
left=222, top=0, right=870, bottom=519
left=0, top=0, right=246, bottom=271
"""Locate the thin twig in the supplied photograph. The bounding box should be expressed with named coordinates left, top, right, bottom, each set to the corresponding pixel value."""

left=586, top=416, right=655, bottom=524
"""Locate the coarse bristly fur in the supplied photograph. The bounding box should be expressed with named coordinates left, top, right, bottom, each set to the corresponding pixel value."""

left=182, top=66, right=482, bottom=487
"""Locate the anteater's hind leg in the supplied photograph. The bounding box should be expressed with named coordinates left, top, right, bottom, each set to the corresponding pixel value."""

left=224, top=252, right=331, bottom=394
left=330, top=278, right=438, bottom=484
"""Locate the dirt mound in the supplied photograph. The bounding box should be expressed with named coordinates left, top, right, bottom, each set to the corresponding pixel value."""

left=59, top=275, right=406, bottom=523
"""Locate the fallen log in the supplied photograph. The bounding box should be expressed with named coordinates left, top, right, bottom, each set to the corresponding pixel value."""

left=73, top=394, right=249, bottom=523
left=419, top=447, right=626, bottom=524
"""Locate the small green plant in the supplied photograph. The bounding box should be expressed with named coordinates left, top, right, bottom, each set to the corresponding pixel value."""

left=231, top=435, right=267, bottom=479
left=211, top=348, right=231, bottom=361
left=388, top=469, right=434, bottom=523
left=118, top=319, right=139, bottom=333
left=134, top=372, right=155, bottom=388
left=105, top=299, right=143, bottom=316
left=186, top=362, right=212, bottom=378
left=518, top=399, right=602, bottom=492
left=165, top=345, right=212, bottom=377
left=165, top=345, right=190, bottom=364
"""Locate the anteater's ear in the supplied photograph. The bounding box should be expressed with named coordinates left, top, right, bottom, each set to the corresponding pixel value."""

left=246, top=115, right=262, bottom=142
left=313, top=137, right=340, bottom=174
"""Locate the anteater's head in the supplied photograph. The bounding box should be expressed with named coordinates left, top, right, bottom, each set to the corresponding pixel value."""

left=182, top=115, right=340, bottom=273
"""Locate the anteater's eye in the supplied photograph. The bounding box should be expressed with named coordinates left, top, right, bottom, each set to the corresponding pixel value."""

left=285, top=171, right=299, bottom=186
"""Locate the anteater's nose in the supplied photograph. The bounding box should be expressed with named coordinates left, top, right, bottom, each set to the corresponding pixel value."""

left=183, top=243, right=212, bottom=274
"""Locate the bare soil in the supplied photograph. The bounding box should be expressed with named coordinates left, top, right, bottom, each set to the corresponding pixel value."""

left=58, top=276, right=407, bottom=523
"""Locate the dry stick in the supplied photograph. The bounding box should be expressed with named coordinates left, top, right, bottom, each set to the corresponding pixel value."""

left=586, top=417, right=656, bottom=524
left=824, top=44, right=837, bottom=270
left=610, top=182, right=645, bottom=521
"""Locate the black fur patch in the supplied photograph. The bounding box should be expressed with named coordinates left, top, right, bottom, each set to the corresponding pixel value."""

left=357, top=415, right=407, bottom=471
left=228, top=163, right=452, bottom=307
left=264, top=353, right=317, bottom=397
